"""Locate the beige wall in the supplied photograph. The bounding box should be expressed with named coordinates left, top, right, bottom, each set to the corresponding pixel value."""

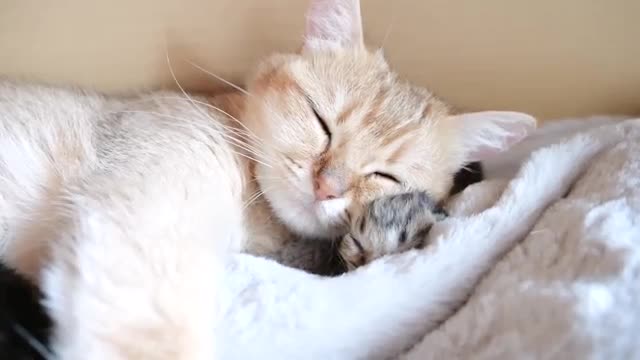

left=1, top=0, right=638, bottom=120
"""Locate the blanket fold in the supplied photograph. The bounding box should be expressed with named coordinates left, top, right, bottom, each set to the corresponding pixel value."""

left=405, top=118, right=640, bottom=359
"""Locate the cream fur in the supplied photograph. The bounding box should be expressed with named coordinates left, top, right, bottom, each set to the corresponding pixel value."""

left=0, top=82, right=245, bottom=358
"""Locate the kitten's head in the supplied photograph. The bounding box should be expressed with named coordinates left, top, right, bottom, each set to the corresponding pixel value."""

left=242, top=0, right=535, bottom=239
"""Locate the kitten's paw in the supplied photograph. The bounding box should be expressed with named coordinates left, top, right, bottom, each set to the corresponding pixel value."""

left=339, top=191, right=447, bottom=270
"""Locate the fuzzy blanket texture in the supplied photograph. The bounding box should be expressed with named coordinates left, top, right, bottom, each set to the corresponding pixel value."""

left=217, top=117, right=640, bottom=360
left=404, top=117, right=640, bottom=359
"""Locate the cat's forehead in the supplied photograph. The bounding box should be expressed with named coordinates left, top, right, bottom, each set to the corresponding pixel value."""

left=291, top=52, right=393, bottom=107
left=251, top=50, right=456, bottom=165
left=289, top=54, right=444, bottom=125
left=289, top=53, right=447, bottom=153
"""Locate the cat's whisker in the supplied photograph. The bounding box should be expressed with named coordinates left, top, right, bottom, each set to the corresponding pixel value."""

left=13, top=324, right=54, bottom=360
left=225, top=126, right=266, bottom=150
left=186, top=60, right=253, bottom=99
left=189, top=127, right=272, bottom=168
left=113, top=109, right=265, bottom=161
left=176, top=96, right=265, bottom=147
left=112, top=110, right=274, bottom=168
left=186, top=59, right=281, bottom=122
left=163, top=49, right=273, bottom=167
left=243, top=183, right=282, bottom=210
left=254, top=173, right=290, bottom=186
left=244, top=187, right=274, bottom=210
left=243, top=190, right=265, bottom=210
left=165, top=50, right=207, bottom=121
left=165, top=49, right=278, bottom=167
left=135, top=94, right=269, bottom=157
left=254, top=175, right=287, bottom=182
left=379, top=5, right=396, bottom=51
left=164, top=50, right=263, bottom=160
left=143, top=94, right=267, bottom=147
left=247, top=176, right=271, bottom=184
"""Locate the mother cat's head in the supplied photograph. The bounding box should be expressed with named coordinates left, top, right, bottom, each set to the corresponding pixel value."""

left=241, top=0, right=535, bottom=238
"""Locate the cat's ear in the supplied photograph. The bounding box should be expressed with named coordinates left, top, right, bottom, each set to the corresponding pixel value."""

left=450, top=111, right=537, bottom=162
left=303, top=0, right=364, bottom=52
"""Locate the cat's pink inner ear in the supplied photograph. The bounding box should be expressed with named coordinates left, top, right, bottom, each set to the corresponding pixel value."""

left=303, top=0, right=364, bottom=52
left=452, top=111, right=537, bottom=162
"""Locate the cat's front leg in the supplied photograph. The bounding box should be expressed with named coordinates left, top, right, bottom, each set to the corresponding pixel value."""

left=42, top=178, right=236, bottom=360
left=339, top=191, right=447, bottom=270
left=38, top=109, right=245, bottom=360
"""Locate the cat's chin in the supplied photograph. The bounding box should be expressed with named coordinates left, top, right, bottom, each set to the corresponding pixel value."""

left=255, top=171, right=349, bottom=238
left=266, top=192, right=349, bottom=239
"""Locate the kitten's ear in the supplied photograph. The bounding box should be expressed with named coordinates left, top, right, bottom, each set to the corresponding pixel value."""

left=303, top=0, right=364, bottom=52
left=450, top=111, right=537, bottom=162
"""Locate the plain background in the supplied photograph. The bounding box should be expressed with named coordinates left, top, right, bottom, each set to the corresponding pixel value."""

left=1, top=0, right=638, bottom=120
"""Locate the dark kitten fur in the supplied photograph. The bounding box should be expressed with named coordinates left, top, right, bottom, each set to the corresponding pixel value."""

left=0, top=263, right=51, bottom=359
left=275, top=238, right=347, bottom=276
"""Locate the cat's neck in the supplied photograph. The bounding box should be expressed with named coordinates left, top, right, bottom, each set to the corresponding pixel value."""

left=207, top=91, right=296, bottom=255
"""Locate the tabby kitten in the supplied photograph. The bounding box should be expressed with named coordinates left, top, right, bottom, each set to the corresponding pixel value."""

left=339, top=191, right=448, bottom=270
left=276, top=190, right=452, bottom=275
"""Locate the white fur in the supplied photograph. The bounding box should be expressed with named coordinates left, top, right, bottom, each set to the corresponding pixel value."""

left=0, top=82, right=244, bottom=358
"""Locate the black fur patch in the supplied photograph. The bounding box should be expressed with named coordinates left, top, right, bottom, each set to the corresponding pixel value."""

left=276, top=237, right=348, bottom=277
left=0, top=262, right=51, bottom=359
left=398, top=230, right=407, bottom=244
left=450, top=161, right=484, bottom=196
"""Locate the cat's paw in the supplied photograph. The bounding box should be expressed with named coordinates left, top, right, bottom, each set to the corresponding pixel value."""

left=339, top=191, right=447, bottom=270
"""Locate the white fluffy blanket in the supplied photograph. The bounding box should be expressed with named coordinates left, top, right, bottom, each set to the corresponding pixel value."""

left=216, top=118, right=640, bottom=359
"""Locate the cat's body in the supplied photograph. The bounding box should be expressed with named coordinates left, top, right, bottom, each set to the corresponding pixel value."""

left=0, top=82, right=250, bottom=358
left=0, top=0, right=539, bottom=358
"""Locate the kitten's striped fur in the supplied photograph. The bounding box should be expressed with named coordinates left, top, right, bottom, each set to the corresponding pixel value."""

left=339, top=191, right=448, bottom=270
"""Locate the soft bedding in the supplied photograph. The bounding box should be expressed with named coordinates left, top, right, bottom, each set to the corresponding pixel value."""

left=215, top=117, right=640, bottom=359
left=405, top=117, right=640, bottom=359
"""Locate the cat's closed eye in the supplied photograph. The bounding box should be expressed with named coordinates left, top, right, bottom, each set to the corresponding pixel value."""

left=308, top=98, right=331, bottom=146
left=369, top=171, right=401, bottom=184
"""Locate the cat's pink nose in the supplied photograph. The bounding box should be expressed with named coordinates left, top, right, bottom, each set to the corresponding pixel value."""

left=314, top=174, right=341, bottom=201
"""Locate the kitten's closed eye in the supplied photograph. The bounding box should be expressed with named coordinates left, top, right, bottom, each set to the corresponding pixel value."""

left=338, top=191, right=447, bottom=269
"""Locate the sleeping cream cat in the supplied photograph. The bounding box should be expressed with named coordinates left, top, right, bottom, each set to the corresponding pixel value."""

left=0, top=0, right=538, bottom=358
